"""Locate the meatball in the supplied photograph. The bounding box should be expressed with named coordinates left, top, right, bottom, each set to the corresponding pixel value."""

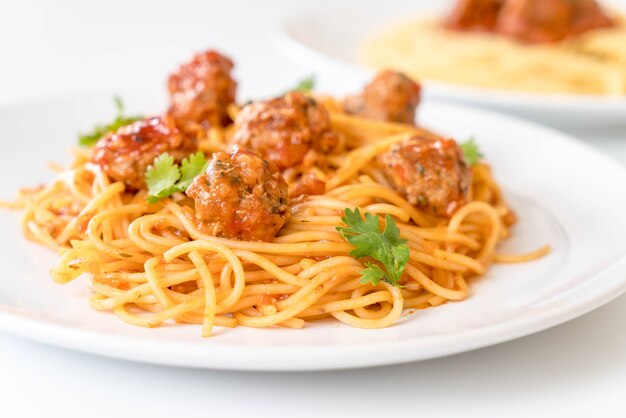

left=186, top=147, right=290, bottom=242
left=229, top=92, right=339, bottom=169
left=92, top=116, right=195, bottom=190
left=496, top=0, right=614, bottom=43
left=343, top=70, right=421, bottom=125
left=496, top=0, right=574, bottom=43
left=379, top=135, right=470, bottom=217
left=570, top=0, right=615, bottom=35
left=444, top=0, right=504, bottom=31
left=167, top=50, right=237, bottom=137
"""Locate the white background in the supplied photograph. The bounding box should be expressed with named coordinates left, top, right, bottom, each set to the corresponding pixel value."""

left=1, top=1, right=626, bottom=417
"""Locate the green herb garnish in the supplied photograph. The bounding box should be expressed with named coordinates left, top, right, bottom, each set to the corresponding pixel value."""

left=336, top=208, right=409, bottom=287
left=460, top=137, right=484, bottom=166
left=78, top=96, right=142, bottom=147
left=286, top=75, right=316, bottom=94
left=145, top=152, right=209, bottom=203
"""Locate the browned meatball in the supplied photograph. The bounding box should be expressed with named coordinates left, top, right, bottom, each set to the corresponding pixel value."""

left=185, top=147, right=290, bottom=242
left=444, top=0, right=504, bottom=31
left=92, top=116, right=196, bottom=190
left=167, top=50, right=237, bottom=137
left=343, top=70, right=421, bottom=125
left=379, top=135, right=470, bottom=217
left=496, top=0, right=615, bottom=43
left=229, top=92, right=339, bottom=169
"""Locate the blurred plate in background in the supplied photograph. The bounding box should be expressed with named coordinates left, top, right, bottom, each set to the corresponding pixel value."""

left=273, top=6, right=626, bottom=128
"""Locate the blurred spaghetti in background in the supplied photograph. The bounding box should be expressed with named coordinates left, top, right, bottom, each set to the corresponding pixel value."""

left=363, top=0, right=626, bottom=95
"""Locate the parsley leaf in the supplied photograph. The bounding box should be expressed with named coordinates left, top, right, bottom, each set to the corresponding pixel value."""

left=361, top=262, right=387, bottom=286
left=336, top=208, right=410, bottom=287
left=460, top=137, right=484, bottom=166
left=145, top=152, right=208, bottom=203
left=178, top=151, right=210, bottom=190
left=145, top=153, right=181, bottom=203
left=286, top=75, right=316, bottom=93
left=78, top=96, right=143, bottom=147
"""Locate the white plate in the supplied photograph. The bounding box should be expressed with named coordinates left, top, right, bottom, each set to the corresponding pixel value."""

left=1, top=91, right=626, bottom=371
left=272, top=6, right=626, bottom=128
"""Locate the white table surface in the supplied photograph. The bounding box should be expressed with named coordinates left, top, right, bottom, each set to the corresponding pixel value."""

left=1, top=1, right=625, bottom=417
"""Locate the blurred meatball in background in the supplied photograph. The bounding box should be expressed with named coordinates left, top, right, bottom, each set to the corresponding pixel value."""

left=444, top=0, right=504, bottom=31
left=445, top=0, right=615, bottom=43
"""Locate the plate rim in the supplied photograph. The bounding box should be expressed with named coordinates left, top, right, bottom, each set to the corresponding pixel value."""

left=1, top=253, right=625, bottom=372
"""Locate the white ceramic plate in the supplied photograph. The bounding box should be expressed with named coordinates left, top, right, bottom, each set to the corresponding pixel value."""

left=273, top=5, right=626, bottom=128
left=1, top=91, right=626, bottom=371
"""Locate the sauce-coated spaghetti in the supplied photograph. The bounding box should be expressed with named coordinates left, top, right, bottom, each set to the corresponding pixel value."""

left=2, top=50, right=548, bottom=336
